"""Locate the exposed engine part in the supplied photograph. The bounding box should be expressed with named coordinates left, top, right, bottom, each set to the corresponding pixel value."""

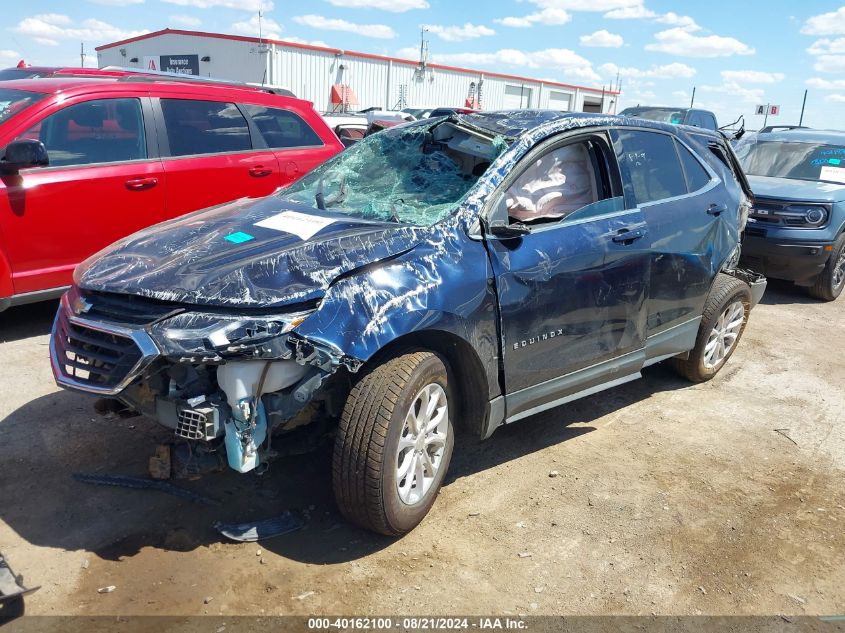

left=176, top=405, right=222, bottom=441
left=170, top=442, right=227, bottom=480
left=217, top=360, right=311, bottom=473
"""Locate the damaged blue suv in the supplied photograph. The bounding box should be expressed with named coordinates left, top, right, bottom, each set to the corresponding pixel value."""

left=51, top=111, right=764, bottom=535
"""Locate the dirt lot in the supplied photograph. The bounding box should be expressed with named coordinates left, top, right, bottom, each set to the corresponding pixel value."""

left=0, top=280, right=843, bottom=618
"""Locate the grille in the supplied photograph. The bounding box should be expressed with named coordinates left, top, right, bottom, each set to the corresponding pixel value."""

left=745, top=225, right=767, bottom=238
left=54, top=309, right=143, bottom=390
left=751, top=198, right=829, bottom=228
left=80, top=291, right=183, bottom=326
left=175, top=406, right=220, bottom=441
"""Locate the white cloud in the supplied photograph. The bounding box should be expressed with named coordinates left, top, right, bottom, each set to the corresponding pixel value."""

left=580, top=29, right=623, bottom=47
left=170, top=14, right=201, bottom=27
left=655, top=12, right=699, bottom=31
left=533, top=0, right=640, bottom=10
left=14, top=14, right=147, bottom=45
left=645, top=27, right=754, bottom=58
left=600, top=61, right=696, bottom=79
left=429, top=47, right=600, bottom=83
left=0, top=50, right=21, bottom=63
left=88, top=0, right=144, bottom=5
left=282, top=36, right=329, bottom=47
left=495, top=8, right=571, bottom=28
left=292, top=14, right=396, bottom=39
left=604, top=5, right=655, bottom=19
left=162, top=0, right=274, bottom=9
left=802, top=7, right=845, bottom=35
left=232, top=14, right=282, bottom=39
left=807, top=77, right=845, bottom=90
left=825, top=94, right=845, bottom=102
left=324, top=0, right=428, bottom=11
left=813, top=55, right=845, bottom=73
left=700, top=81, right=764, bottom=105
left=425, top=23, right=495, bottom=42
left=807, top=38, right=845, bottom=55
left=720, top=70, right=784, bottom=84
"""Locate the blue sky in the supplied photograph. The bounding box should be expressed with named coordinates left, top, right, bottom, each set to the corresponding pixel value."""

left=4, top=0, right=845, bottom=128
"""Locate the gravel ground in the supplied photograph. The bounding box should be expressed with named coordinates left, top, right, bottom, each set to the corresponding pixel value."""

left=0, top=280, right=843, bottom=617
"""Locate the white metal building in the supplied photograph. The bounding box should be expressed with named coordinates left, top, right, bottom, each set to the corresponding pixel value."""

left=96, top=29, right=618, bottom=114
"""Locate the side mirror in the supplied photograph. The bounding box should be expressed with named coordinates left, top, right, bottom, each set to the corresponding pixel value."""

left=488, top=221, right=530, bottom=239
left=0, top=139, right=49, bottom=174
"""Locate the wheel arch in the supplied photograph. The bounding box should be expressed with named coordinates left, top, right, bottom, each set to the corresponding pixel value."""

left=359, top=328, right=492, bottom=439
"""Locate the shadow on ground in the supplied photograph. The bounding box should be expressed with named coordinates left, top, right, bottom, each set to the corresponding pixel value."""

left=0, top=363, right=690, bottom=567
left=0, top=302, right=58, bottom=343
left=757, top=279, right=822, bottom=306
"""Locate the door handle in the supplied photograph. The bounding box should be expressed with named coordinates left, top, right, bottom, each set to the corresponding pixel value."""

left=612, top=228, right=647, bottom=244
left=707, top=203, right=728, bottom=216
left=125, top=177, right=158, bottom=191
left=249, top=165, right=273, bottom=178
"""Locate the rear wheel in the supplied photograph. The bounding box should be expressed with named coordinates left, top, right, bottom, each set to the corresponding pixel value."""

left=670, top=273, right=751, bottom=383
left=807, top=233, right=845, bottom=301
left=333, top=351, right=454, bottom=536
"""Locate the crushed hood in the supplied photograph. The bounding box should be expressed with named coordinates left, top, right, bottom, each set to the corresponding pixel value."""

left=77, top=196, right=423, bottom=309
left=748, top=175, right=845, bottom=203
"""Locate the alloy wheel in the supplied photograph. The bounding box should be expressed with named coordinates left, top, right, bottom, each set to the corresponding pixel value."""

left=396, top=383, right=449, bottom=506
left=703, top=300, right=745, bottom=370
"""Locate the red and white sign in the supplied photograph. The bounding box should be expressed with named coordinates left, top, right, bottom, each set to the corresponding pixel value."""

left=769, top=104, right=780, bottom=116
left=756, top=104, right=780, bottom=116
left=142, top=56, right=158, bottom=71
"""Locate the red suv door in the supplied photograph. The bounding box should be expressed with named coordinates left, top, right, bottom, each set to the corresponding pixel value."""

left=240, top=103, right=340, bottom=185
left=0, top=95, right=166, bottom=295
left=156, top=98, right=282, bottom=216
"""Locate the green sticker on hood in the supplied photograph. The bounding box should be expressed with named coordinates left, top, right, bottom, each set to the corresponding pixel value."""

left=225, top=231, right=255, bottom=244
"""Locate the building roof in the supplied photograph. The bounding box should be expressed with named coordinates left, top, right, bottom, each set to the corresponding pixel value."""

left=96, top=28, right=618, bottom=97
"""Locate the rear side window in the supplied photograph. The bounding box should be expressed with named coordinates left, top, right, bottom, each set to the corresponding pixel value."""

left=160, top=99, right=251, bottom=157
left=18, top=98, right=146, bottom=167
left=242, top=104, right=323, bottom=148
left=675, top=140, right=712, bottom=192
left=611, top=130, right=686, bottom=206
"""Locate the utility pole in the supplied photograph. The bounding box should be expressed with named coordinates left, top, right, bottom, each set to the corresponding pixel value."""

left=690, top=86, right=696, bottom=108
left=799, top=89, right=808, bottom=127
left=80, top=42, right=86, bottom=68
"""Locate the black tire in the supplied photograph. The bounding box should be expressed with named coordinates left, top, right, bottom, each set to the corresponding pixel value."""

left=807, top=233, right=845, bottom=301
left=333, top=351, right=454, bottom=536
left=670, top=273, right=752, bottom=383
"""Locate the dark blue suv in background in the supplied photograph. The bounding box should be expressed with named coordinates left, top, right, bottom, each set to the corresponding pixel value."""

left=736, top=129, right=845, bottom=301
left=50, top=111, right=764, bottom=535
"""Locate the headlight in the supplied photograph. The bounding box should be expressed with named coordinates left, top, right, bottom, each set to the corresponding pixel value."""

left=751, top=203, right=829, bottom=228
left=150, top=310, right=315, bottom=361
left=804, top=207, right=826, bottom=226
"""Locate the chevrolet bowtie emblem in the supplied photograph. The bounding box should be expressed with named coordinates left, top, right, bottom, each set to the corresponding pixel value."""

left=71, top=295, right=93, bottom=315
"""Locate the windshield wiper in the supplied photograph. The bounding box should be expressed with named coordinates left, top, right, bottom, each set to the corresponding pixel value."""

left=315, top=176, right=347, bottom=210
left=389, top=199, right=404, bottom=223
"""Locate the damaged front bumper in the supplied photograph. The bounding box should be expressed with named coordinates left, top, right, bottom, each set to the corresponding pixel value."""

left=50, top=288, right=354, bottom=474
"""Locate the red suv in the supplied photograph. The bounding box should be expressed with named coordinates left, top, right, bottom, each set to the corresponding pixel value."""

left=0, top=77, right=342, bottom=311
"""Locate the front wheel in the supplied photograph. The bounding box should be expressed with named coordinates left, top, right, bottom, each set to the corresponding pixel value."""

left=670, top=273, right=751, bottom=383
left=333, top=351, right=454, bottom=536
left=807, top=233, right=845, bottom=301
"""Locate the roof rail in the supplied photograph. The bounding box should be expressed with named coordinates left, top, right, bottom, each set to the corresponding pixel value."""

left=102, top=66, right=296, bottom=97
left=759, top=125, right=810, bottom=134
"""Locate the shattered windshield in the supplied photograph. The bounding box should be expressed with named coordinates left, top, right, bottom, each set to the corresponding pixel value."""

left=620, top=108, right=684, bottom=125
left=735, top=139, right=845, bottom=184
left=280, top=120, right=505, bottom=226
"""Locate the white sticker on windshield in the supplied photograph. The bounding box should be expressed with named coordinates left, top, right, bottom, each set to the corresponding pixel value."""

left=254, top=211, right=336, bottom=240
left=820, top=165, right=845, bottom=184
